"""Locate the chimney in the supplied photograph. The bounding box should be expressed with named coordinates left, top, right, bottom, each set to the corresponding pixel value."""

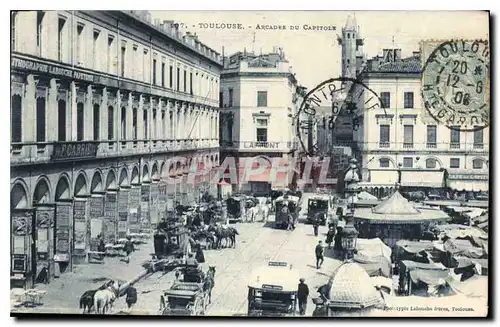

left=394, top=49, right=402, bottom=61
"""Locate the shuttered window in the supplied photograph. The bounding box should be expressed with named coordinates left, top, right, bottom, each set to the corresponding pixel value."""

left=11, top=95, right=22, bottom=143
left=143, top=110, right=148, bottom=139
left=36, top=97, right=46, bottom=142
left=57, top=100, right=66, bottom=141
left=76, top=102, right=84, bottom=141
left=107, top=106, right=114, bottom=140
left=93, top=104, right=100, bottom=140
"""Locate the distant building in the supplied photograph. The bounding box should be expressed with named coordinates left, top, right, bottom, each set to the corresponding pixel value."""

left=351, top=49, right=489, bottom=198
left=219, top=48, right=299, bottom=195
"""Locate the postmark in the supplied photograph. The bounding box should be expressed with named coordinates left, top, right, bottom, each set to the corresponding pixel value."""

left=421, top=40, right=490, bottom=132
left=295, top=77, right=385, bottom=156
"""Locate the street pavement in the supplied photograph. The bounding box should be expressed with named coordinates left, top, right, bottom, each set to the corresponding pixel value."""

left=12, top=193, right=342, bottom=316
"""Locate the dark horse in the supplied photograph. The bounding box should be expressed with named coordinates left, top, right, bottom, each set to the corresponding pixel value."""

left=208, top=226, right=239, bottom=249
left=203, top=266, right=216, bottom=304
left=79, top=280, right=114, bottom=314
left=192, top=229, right=216, bottom=250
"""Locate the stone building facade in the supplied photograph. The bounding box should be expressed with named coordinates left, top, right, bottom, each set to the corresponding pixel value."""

left=10, top=10, right=222, bottom=287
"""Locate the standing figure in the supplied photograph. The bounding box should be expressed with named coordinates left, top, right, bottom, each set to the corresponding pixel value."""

left=297, top=278, right=310, bottom=315
left=325, top=227, right=335, bottom=249
left=124, top=236, right=135, bottom=264
left=312, top=214, right=321, bottom=237
left=194, top=243, right=205, bottom=264
left=125, top=286, right=137, bottom=310
left=315, top=241, right=324, bottom=269
left=333, top=227, right=343, bottom=259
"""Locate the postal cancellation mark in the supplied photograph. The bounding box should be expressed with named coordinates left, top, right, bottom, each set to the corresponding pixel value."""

left=421, top=40, right=490, bottom=132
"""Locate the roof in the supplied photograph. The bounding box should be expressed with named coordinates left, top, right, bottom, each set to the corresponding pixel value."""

left=275, top=195, right=300, bottom=203
left=365, top=55, right=421, bottom=74
left=308, top=194, right=330, bottom=201
left=248, top=261, right=300, bottom=293
left=373, top=191, right=419, bottom=215
left=395, top=240, right=435, bottom=254
left=327, top=262, right=384, bottom=309
left=357, top=191, right=377, bottom=201
left=447, top=275, right=488, bottom=298
left=354, top=192, right=450, bottom=223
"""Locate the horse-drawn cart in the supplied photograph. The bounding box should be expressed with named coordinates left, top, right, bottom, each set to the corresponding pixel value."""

left=159, top=282, right=208, bottom=316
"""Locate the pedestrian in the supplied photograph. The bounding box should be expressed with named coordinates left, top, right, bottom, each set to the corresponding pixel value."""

left=125, top=286, right=138, bottom=310
left=312, top=215, right=320, bottom=237
left=124, top=236, right=135, bottom=264
left=326, top=227, right=335, bottom=249
left=333, top=227, right=343, bottom=259
left=194, top=243, right=205, bottom=263
left=315, top=240, right=324, bottom=269
left=297, top=278, right=310, bottom=315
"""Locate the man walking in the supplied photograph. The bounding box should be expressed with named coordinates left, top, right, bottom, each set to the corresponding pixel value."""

left=297, top=278, right=310, bottom=315
left=315, top=240, right=324, bottom=269
left=125, top=286, right=138, bottom=310
left=124, top=236, right=135, bottom=264
left=312, top=213, right=321, bottom=237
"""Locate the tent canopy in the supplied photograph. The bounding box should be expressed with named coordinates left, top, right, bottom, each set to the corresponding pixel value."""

left=357, top=191, right=378, bottom=201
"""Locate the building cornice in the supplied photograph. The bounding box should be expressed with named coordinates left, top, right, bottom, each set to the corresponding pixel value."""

left=221, top=71, right=296, bottom=82
left=108, top=11, right=223, bottom=68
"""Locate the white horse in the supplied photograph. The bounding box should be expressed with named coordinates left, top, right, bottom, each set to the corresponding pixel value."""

left=94, top=280, right=120, bottom=314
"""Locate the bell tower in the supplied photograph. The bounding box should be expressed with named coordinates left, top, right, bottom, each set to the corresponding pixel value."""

left=337, top=14, right=365, bottom=78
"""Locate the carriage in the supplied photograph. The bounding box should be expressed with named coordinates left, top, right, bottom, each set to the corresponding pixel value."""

left=159, top=265, right=210, bottom=316
left=306, top=194, right=331, bottom=225
left=159, top=282, right=208, bottom=316
left=226, top=195, right=258, bottom=222
left=247, top=261, right=299, bottom=316
left=152, top=222, right=189, bottom=260
left=274, top=195, right=300, bottom=229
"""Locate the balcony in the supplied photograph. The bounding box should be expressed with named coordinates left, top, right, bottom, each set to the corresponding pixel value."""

left=473, top=143, right=484, bottom=149
left=379, top=142, right=390, bottom=148
left=450, top=143, right=461, bottom=149
left=10, top=139, right=220, bottom=166
left=220, top=140, right=298, bottom=152
left=403, top=143, right=414, bottom=149
left=426, top=142, right=437, bottom=149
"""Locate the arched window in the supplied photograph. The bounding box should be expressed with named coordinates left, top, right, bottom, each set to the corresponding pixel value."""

left=473, top=159, right=484, bottom=169
left=379, top=158, right=390, bottom=168
left=426, top=158, right=436, bottom=169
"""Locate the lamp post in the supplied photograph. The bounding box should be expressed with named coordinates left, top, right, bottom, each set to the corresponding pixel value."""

left=341, top=158, right=360, bottom=261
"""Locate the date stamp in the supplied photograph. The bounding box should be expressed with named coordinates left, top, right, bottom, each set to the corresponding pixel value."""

left=295, top=77, right=383, bottom=156
left=421, top=40, right=490, bottom=132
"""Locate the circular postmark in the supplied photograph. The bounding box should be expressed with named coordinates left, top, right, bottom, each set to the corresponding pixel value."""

left=421, top=40, right=490, bottom=132
left=295, top=77, right=384, bottom=156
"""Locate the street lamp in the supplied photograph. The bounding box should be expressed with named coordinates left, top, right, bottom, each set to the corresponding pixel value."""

left=341, top=158, right=360, bottom=261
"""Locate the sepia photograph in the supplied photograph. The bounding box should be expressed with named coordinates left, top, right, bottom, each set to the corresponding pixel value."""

left=9, top=9, right=490, bottom=318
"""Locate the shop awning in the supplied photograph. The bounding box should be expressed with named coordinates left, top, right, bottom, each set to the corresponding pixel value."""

left=447, top=180, right=489, bottom=192
left=400, top=170, right=445, bottom=188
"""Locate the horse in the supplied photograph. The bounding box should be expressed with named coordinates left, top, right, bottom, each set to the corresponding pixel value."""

left=207, top=225, right=238, bottom=249
left=94, top=280, right=120, bottom=314
left=79, top=280, right=114, bottom=314
left=203, top=266, right=216, bottom=304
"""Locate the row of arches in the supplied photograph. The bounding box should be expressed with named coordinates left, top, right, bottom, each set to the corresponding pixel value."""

left=11, top=154, right=219, bottom=210
left=378, top=156, right=488, bottom=170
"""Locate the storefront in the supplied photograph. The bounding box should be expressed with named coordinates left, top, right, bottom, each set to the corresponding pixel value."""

left=103, top=191, right=118, bottom=244
left=72, top=198, right=89, bottom=263
left=11, top=209, right=35, bottom=288
left=129, top=186, right=141, bottom=234
left=117, top=187, right=130, bottom=239
left=88, top=194, right=105, bottom=250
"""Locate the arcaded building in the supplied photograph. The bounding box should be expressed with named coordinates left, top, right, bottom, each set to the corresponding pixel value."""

left=10, top=10, right=222, bottom=287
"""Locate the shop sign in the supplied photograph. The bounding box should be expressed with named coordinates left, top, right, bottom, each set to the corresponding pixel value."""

left=51, top=142, right=99, bottom=161
left=11, top=57, right=100, bottom=83
left=89, top=196, right=104, bottom=218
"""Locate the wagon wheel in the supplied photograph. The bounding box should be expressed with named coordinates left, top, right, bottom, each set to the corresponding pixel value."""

left=193, top=295, right=205, bottom=316
left=159, top=295, right=166, bottom=314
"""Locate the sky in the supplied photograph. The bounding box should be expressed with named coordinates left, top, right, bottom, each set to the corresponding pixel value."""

left=150, top=11, right=488, bottom=90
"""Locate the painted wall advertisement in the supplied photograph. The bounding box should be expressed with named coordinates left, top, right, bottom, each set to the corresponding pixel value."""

left=129, top=187, right=140, bottom=225
left=55, top=203, right=72, bottom=261
left=103, top=192, right=118, bottom=243
left=158, top=182, right=168, bottom=220
left=150, top=183, right=159, bottom=225
left=141, top=184, right=151, bottom=225
left=89, top=196, right=104, bottom=240
left=117, top=189, right=129, bottom=237
left=73, top=199, right=87, bottom=252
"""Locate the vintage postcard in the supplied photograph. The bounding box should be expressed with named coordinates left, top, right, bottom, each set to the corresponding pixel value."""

left=10, top=10, right=489, bottom=318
